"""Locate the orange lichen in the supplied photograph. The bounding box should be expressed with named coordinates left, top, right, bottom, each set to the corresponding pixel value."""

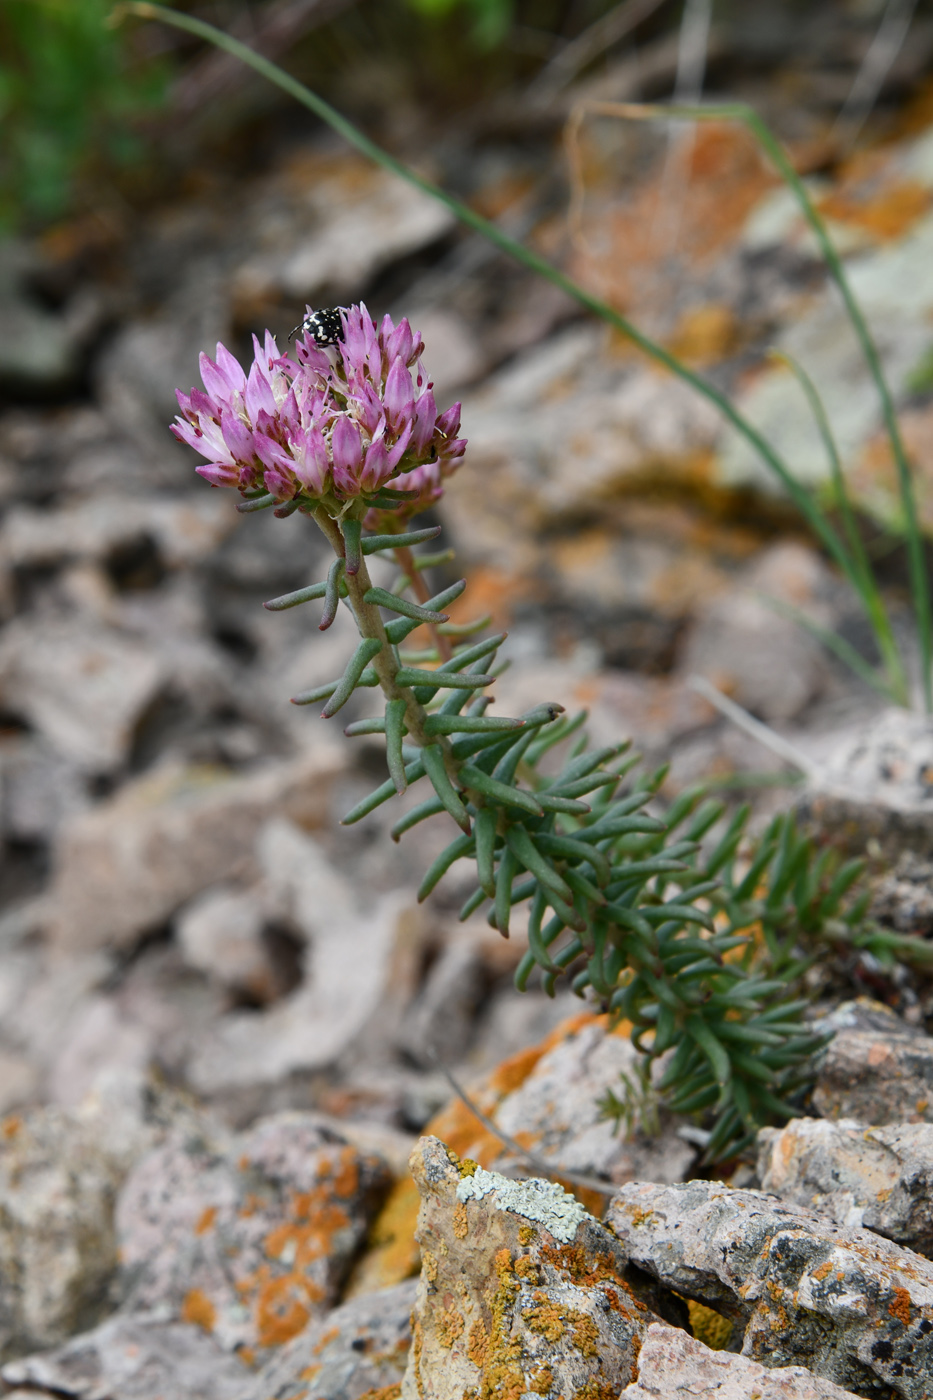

left=333, top=1146, right=360, bottom=1197
left=888, top=1287, right=911, bottom=1327
left=436, top=1304, right=466, bottom=1349
left=468, top=1317, right=490, bottom=1369
left=356, top=1386, right=402, bottom=1400
left=514, top=1256, right=539, bottom=1284
left=181, top=1288, right=216, bottom=1332
left=524, top=1297, right=566, bottom=1342
left=195, top=1206, right=217, bottom=1235
left=1, top=1116, right=22, bottom=1140
left=255, top=1275, right=312, bottom=1348
left=811, top=1261, right=834, bottom=1283
left=453, top=1202, right=469, bottom=1240
left=344, top=1174, right=422, bottom=1295
left=312, top=1325, right=340, bottom=1355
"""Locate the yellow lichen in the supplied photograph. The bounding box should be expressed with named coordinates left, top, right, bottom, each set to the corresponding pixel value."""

left=423, top=1250, right=439, bottom=1283
left=467, top=1317, right=490, bottom=1369
left=518, top=1225, right=537, bottom=1247
left=453, top=1202, right=469, bottom=1239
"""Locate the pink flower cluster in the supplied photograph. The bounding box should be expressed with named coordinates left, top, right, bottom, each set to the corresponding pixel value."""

left=171, top=305, right=466, bottom=518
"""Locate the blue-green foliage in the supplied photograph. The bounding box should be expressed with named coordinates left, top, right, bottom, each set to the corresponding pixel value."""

left=266, top=517, right=872, bottom=1161
left=0, top=0, right=168, bottom=229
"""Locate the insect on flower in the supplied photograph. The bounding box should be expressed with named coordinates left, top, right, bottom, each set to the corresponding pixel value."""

left=288, top=306, right=346, bottom=346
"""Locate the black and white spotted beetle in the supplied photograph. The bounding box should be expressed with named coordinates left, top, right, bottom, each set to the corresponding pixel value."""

left=289, top=306, right=345, bottom=346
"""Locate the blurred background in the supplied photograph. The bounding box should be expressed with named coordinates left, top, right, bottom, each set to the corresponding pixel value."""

left=1, top=0, right=933, bottom=1132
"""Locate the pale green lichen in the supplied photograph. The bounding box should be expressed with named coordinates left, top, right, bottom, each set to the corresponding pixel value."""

left=455, top=1167, right=591, bottom=1244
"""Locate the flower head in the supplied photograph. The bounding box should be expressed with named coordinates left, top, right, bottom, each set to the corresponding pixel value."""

left=172, top=305, right=466, bottom=520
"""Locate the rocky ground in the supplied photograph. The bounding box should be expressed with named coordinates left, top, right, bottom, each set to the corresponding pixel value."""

left=4, top=4, right=933, bottom=1396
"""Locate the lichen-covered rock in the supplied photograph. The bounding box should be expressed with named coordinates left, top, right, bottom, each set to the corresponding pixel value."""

left=0, top=1313, right=248, bottom=1399
left=0, top=1107, right=125, bottom=1360
left=239, top=1279, right=417, bottom=1400
left=116, top=1112, right=390, bottom=1359
left=758, top=1117, right=933, bottom=1255
left=620, top=1322, right=863, bottom=1399
left=400, top=1135, right=664, bottom=1400
left=608, top=1179, right=933, bottom=1400
left=812, top=1001, right=933, bottom=1126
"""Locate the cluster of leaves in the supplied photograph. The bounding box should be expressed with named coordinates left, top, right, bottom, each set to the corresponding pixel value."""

left=0, top=0, right=168, bottom=230
left=266, top=517, right=870, bottom=1162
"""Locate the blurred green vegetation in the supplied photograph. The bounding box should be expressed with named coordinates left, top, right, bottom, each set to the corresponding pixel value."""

left=0, top=0, right=169, bottom=231
left=406, top=0, right=514, bottom=48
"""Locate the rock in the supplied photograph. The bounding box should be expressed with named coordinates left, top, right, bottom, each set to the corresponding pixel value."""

left=431, top=1014, right=695, bottom=1189
left=678, top=541, right=832, bottom=723
left=47, top=749, right=344, bottom=953
left=184, top=820, right=423, bottom=1108
left=1, top=1313, right=249, bottom=1400
left=400, top=1135, right=664, bottom=1400
left=232, top=156, right=454, bottom=307
left=175, top=885, right=294, bottom=1004
left=116, top=1112, right=391, bottom=1356
left=758, top=1117, right=933, bottom=1255
left=620, top=1321, right=863, bottom=1400
left=239, top=1279, right=417, bottom=1400
left=0, top=1106, right=126, bottom=1360
left=0, top=492, right=234, bottom=579
left=395, top=935, right=486, bottom=1069
left=870, top=852, right=933, bottom=934
left=0, top=240, right=82, bottom=392
left=608, top=1178, right=933, bottom=1399
left=0, top=736, right=89, bottom=842
left=812, top=1000, right=933, bottom=1125
left=0, top=618, right=165, bottom=773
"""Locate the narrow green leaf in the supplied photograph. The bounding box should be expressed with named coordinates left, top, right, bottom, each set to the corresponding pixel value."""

left=236, top=492, right=277, bottom=513
left=391, top=795, right=444, bottom=841
left=384, top=615, right=422, bottom=645
left=640, top=904, right=715, bottom=932
left=344, top=717, right=386, bottom=736
left=474, top=806, right=498, bottom=896
left=562, top=865, right=606, bottom=906
left=536, top=795, right=592, bottom=815
left=424, top=714, right=524, bottom=736
left=342, top=518, right=362, bottom=575
left=319, top=555, right=346, bottom=631
left=505, top=826, right=574, bottom=904
left=342, top=757, right=426, bottom=825
left=291, top=667, right=380, bottom=705
left=385, top=697, right=408, bottom=793
left=264, top=580, right=327, bottom=611
left=459, top=764, right=544, bottom=816
left=395, top=667, right=494, bottom=689
left=363, top=587, right=451, bottom=624
left=459, top=886, right=489, bottom=921
left=534, top=833, right=612, bottom=886
left=495, top=847, right=518, bottom=937
left=418, top=833, right=474, bottom=901
left=320, top=638, right=384, bottom=718
left=421, top=743, right=471, bottom=831
left=686, top=1014, right=732, bottom=1091
left=362, top=526, right=442, bottom=554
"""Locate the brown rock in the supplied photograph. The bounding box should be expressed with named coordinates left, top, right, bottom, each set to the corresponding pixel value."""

left=621, top=1322, right=863, bottom=1399
left=400, top=1135, right=662, bottom=1400
left=759, top=1117, right=933, bottom=1255
left=812, top=1001, right=933, bottom=1126
left=608, top=1178, right=933, bottom=1400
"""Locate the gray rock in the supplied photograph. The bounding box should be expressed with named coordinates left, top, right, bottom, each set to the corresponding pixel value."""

left=621, top=1321, right=863, bottom=1400
left=0, top=1106, right=126, bottom=1360
left=0, top=618, right=164, bottom=773
left=0, top=241, right=82, bottom=392
left=175, top=885, right=293, bottom=1004
left=233, top=159, right=454, bottom=306
left=395, top=935, right=486, bottom=1069
left=1, top=1313, right=249, bottom=1400
left=812, top=1001, right=933, bottom=1126
left=608, top=1178, right=933, bottom=1399
left=758, top=1117, right=933, bottom=1255
left=240, top=1280, right=417, bottom=1400
left=489, top=1017, right=696, bottom=1187
left=116, top=1112, right=391, bottom=1356
left=401, top=1135, right=663, bottom=1400
left=678, top=542, right=832, bottom=723
left=183, top=820, right=424, bottom=1105
left=47, top=749, right=344, bottom=954
left=870, top=852, right=933, bottom=934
